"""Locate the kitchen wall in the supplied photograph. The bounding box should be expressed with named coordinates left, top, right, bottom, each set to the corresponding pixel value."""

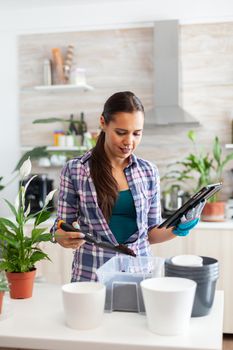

left=1, top=0, right=233, bottom=215
left=19, top=22, right=233, bottom=200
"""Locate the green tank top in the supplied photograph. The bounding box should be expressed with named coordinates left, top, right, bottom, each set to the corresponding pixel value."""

left=109, top=189, right=138, bottom=244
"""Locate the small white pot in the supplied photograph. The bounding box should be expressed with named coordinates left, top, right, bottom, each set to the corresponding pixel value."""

left=141, top=277, right=196, bottom=336
left=62, top=282, right=106, bottom=330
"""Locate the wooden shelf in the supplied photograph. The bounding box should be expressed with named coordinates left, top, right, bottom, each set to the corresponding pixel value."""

left=22, top=83, right=94, bottom=92
left=21, top=146, right=87, bottom=152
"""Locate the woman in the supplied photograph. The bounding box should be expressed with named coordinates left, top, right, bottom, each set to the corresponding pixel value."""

left=51, top=91, right=203, bottom=282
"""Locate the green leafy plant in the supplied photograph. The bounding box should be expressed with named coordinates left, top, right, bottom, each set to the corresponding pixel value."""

left=0, top=158, right=57, bottom=273
left=178, top=130, right=214, bottom=189
left=186, top=131, right=233, bottom=187
left=162, top=131, right=233, bottom=202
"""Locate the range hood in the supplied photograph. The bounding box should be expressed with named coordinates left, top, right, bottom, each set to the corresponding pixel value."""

left=145, top=20, right=200, bottom=126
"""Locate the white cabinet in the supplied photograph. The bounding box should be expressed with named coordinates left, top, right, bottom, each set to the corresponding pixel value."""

left=151, top=227, right=233, bottom=334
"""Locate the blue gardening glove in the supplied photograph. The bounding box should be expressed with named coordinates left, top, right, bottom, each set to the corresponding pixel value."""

left=173, top=200, right=206, bottom=236
left=173, top=218, right=199, bottom=236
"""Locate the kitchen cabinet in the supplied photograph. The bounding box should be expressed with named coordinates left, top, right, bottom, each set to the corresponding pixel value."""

left=0, top=283, right=224, bottom=350
left=151, top=225, right=233, bottom=334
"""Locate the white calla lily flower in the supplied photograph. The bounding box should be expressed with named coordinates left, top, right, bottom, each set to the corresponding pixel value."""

left=24, top=203, right=31, bottom=217
left=19, top=157, right=32, bottom=179
left=44, top=189, right=57, bottom=207
left=24, top=175, right=37, bottom=193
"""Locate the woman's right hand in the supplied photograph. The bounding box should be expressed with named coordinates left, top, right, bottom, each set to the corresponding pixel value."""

left=55, top=222, right=86, bottom=249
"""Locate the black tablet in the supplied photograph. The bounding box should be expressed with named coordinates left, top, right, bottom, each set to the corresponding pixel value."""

left=158, top=182, right=223, bottom=229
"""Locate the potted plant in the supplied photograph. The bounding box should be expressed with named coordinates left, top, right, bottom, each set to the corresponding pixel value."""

left=0, top=271, right=9, bottom=314
left=162, top=131, right=233, bottom=221
left=0, top=158, right=56, bottom=299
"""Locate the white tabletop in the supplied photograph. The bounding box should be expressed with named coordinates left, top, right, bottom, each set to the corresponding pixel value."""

left=0, top=283, right=224, bottom=350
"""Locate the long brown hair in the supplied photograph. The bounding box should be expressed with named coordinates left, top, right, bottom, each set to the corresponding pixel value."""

left=90, top=91, right=144, bottom=222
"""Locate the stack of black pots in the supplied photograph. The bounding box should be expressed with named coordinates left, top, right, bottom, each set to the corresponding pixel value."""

left=165, top=256, right=219, bottom=317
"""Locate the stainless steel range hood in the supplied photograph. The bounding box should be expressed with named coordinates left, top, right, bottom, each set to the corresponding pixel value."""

left=145, top=20, right=200, bottom=127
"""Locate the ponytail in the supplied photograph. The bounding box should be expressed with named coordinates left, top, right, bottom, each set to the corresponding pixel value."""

left=90, top=131, right=118, bottom=222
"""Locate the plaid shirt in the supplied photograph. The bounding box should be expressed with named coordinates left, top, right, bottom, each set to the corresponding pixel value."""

left=52, top=150, right=162, bottom=282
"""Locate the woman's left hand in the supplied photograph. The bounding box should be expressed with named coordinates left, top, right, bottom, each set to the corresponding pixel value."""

left=172, top=200, right=206, bottom=236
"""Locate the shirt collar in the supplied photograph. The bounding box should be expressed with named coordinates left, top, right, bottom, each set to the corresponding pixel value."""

left=80, top=150, right=92, bottom=164
left=126, top=153, right=137, bottom=168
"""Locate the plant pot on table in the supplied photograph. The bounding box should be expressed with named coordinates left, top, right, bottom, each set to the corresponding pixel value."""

left=201, top=202, right=225, bottom=222
left=6, top=269, right=36, bottom=299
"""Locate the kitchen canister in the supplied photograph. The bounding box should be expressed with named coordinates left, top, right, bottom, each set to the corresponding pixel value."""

left=165, top=256, right=219, bottom=317
left=141, top=277, right=196, bottom=336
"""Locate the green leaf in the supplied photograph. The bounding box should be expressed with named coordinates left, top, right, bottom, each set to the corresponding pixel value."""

left=33, top=117, right=68, bottom=124
left=4, top=199, right=17, bottom=217
left=0, top=231, right=19, bottom=248
left=187, top=130, right=196, bottom=142
left=29, top=251, right=50, bottom=264
left=0, top=217, right=18, bottom=232
left=31, top=227, right=47, bottom=242
left=35, top=210, right=51, bottom=226
left=0, top=261, right=11, bottom=271
left=0, top=229, right=17, bottom=243
left=221, top=152, right=233, bottom=169
left=33, top=233, right=52, bottom=243
left=213, top=136, right=222, bottom=166
left=14, top=147, right=49, bottom=171
left=23, top=236, right=33, bottom=248
left=33, top=117, right=80, bottom=124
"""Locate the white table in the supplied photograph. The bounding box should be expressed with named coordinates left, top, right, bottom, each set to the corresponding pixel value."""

left=0, top=283, right=224, bottom=350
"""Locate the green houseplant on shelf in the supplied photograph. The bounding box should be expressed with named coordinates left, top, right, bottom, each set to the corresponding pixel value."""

left=0, top=271, right=9, bottom=314
left=0, top=158, right=57, bottom=299
left=162, top=130, right=233, bottom=221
